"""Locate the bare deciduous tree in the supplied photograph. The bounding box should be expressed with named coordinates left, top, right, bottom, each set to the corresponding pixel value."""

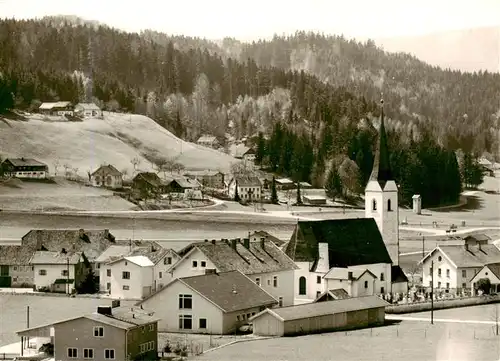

left=53, top=159, right=60, bottom=176
left=63, top=164, right=71, bottom=179
left=130, top=157, right=141, bottom=174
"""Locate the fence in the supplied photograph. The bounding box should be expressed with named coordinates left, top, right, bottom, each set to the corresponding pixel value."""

left=386, top=294, right=500, bottom=314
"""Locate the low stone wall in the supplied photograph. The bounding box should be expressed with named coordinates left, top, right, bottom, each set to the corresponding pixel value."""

left=386, top=294, right=500, bottom=314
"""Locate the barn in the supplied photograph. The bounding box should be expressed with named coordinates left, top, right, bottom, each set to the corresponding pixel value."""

left=249, top=295, right=388, bottom=337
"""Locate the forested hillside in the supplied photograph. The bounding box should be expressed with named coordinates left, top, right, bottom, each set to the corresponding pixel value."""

left=0, top=17, right=487, bottom=207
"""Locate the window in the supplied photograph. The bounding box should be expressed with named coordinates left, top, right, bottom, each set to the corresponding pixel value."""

left=97, top=263, right=100, bottom=269
left=93, top=326, right=104, bottom=337
left=140, top=344, right=146, bottom=353
left=267, top=279, right=271, bottom=286
left=381, top=287, right=385, bottom=294
left=61, top=270, right=69, bottom=276
left=438, top=256, right=442, bottom=262
left=372, top=199, right=377, bottom=211
left=446, top=283, right=450, bottom=289
left=107, top=269, right=111, bottom=277
left=148, top=341, right=155, bottom=351
left=255, top=277, right=261, bottom=286
left=462, top=270, right=467, bottom=278
left=429, top=281, right=432, bottom=287
left=106, top=282, right=111, bottom=290
left=387, top=199, right=392, bottom=211
left=438, top=268, right=441, bottom=277
left=201, top=261, right=206, bottom=267
left=192, top=260, right=198, bottom=268
left=380, top=273, right=384, bottom=281
left=13, top=266, right=17, bottom=271
left=67, top=348, right=78, bottom=358
left=199, top=318, right=207, bottom=329
left=237, top=315, right=240, bottom=321
left=83, top=348, right=94, bottom=359
left=123, top=285, right=129, bottom=290
left=278, top=296, right=283, bottom=307
left=273, top=276, right=278, bottom=287
left=462, top=283, right=467, bottom=289
left=299, top=276, right=307, bottom=295
left=104, top=349, right=115, bottom=359
left=316, top=276, right=321, bottom=284
left=179, top=315, right=192, bottom=329
left=446, top=269, right=450, bottom=278
left=149, top=324, right=154, bottom=331
left=122, top=271, right=130, bottom=279
left=364, top=281, right=368, bottom=288
left=164, top=257, right=172, bottom=265
left=429, top=267, right=432, bottom=275
left=159, top=272, right=162, bottom=279
left=39, top=269, right=47, bottom=276
left=438, top=282, right=441, bottom=288
left=179, top=294, right=192, bottom=309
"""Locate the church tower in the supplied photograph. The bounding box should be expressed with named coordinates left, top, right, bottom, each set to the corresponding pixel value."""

left=365, top=98, right=399, bottom=265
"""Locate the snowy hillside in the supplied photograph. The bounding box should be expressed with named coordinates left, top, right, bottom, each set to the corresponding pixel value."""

left=0, top=112, right=237, bottom=177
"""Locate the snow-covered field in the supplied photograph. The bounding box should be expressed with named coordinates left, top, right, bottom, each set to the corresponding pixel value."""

left=0, top=112, right=237, bottom=177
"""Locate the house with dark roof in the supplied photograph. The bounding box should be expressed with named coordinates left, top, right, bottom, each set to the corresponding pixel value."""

left=313, top=288, right=350, bottom=302
left=38, top=101, right=74, bottom=116
left=1, top=158, right=49, bottom=179
left=196, top=134, right=219, bottom=149
left=168, top=238, right=298, bottom=306
left=248, top=230, right=286, bottom=248
left=470, top=263, right=500, bottom=294
left=91, top=164, right=123, bottom=189
left=137, top=270, right=278, bottom=334
left=30, top=251, right=88, bottom=293
left=249, top=295, right=389, bottom=337
left=0, top=245, right=36, bottom=287
left=16, top=304, right=159, bottom=361
left=184, top=170, right=225, bottom=189
left=322, top=267, right=378, bottom=298
left=228, top=175, right=262, bottom=201
left=132, top=172, right=168, bottom=199
left=420, top=244, right=500, bottom=293
left=286, top=218, right=396, bottom=303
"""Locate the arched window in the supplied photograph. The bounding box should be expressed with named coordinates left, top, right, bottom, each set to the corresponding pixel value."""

left=299, top=276, right=307, bottom=295
left=387, top=199, right=392, bottom=211
left=372, top=199, right=377, bottom=211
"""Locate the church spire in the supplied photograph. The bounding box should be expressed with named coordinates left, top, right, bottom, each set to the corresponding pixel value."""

left=369, top=97, right=393, bottom=188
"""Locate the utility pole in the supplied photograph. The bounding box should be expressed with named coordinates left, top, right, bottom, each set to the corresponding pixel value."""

left=431, top=260, right=434, bottom=325
left=67, top=258, right=70, bottom=295
left=422, top=235, right=425, bottom=259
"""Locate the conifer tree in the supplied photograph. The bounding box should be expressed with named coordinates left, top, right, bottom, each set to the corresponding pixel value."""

left=271, top=176, right=278, bottom=204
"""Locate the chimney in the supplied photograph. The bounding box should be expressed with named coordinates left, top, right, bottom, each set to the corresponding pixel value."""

left=231, top=239, right=237, bottom=250
left=97, top=306, right=112, bottom=316
left=79, top=228, right=85, bottom=237
left=465, top=243, right=469, bottom=251
left=243, top=238, right=250, bottom=249
left=478, top=242, right=482, bottom=251
left=211, top=239, right=216, bottom=245
left=260, top=237, right=265, bottom=250
left=348, top=271, right=353, bottom=280
left=61, top=248, right=67, bottom=254
left=204, top=239, right=208, bottom=242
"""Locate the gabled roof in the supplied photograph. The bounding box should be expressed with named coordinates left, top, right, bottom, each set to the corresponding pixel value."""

left=229, top=144, right=250, bottom=158
left=313, top=289, right=350, bottom=302
left=140, top=270, right=277, bottom=313
left=421, top=245, right=500, bottom=268
left=174, top=239, right=298, bottom=275
left=168, top=177, right=201, bottom=189
left=91, top=164, right=122, bottom=177
left=0, top=245, right=35, bottom=265
left=39, top=101, right=72, bottom=110
left=21, top=229, right=119, bottom=262
left=197, top=135, right=218, bottom=143
left=464, top=234, right=491, bottom=243
left=323, top=267, right=377, bottom=280
left=132, top=172, right=165, bottom=188
left=275, top=178, right=294, bottom=184
left=75, top=102, right=101, bottom=111
left=391, top=265, right=409, bottom=283
left=369, top=100, right=393, bottom=189
left=95, top=245, right=131, bottom=263
left=286, top=219, right=392, bottom=270
left=2, top=158, right=47, bottom=167
left=250, top=296, right=389, bottom=322
left=29, top=251, right=82, bottom=265
left=123, top=256, right=154, bottom=267
left=184, top=170, right=223, bottom=177
left=249, top=230, right=286, bottom=247
left=231, top=175, right=261, bottom=187
left=471, top=263, right=500, bottom=282
left=96, top=241, right=170, bottom=265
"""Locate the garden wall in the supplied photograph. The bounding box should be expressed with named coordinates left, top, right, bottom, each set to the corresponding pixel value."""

left=386, top=294, right=500, bottom=314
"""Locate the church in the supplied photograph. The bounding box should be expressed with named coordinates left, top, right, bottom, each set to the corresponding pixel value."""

left=284, top=99, right=408, bottom=304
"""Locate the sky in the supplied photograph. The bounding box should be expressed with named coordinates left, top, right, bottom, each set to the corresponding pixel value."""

left=0, top=0, right=499, bottom=41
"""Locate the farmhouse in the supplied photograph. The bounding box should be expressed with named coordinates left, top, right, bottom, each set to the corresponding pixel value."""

left=420, top=244, right=500, bottom=293
left=30, top=251, right=87, bottom=293
left=16, top=305, right=159, bottom=361
left=74, top=102, right=103, bottom=117
left=137, top=270, right=278, bottom=334
left=275, top=178, right=295, bottom=190
left=38, top=101, right=74, bottom=116
left=303, top=195, right=327, bottom=205
left=228, top=175, right=262, bottom=201
left=165, top=177, right=203, bottom=200
left=197, top=135, right=219, bottom=149
left=169, top=238, right=298, bottom=306
left=132, top=172, right=167, bottom=198
left=184, top=170, right=225, bottom=189
left=249, top=295, right=389, bottom=337
left=0, top=246, right=36, bottom=287
left=1, top=158, right=49, bottom=179
left=90, top=164, right=123, bottom=189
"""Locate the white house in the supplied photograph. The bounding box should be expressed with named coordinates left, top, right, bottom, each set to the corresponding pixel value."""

left=106, top=256, right=154, bottom=300
left=228, top=175, right=262, bottom=201
left=74, top=102, right=103, bottom=117
left=196, top=135, right=219, bottom=149
left=38, top=101, right=74, bottom=116
left=29, top=251, right=85, bottom=293
left=90, top=164, right=123, bottom=189
left=323, top=267, right=377, bottom=297
left=168, top=238, right=298, bottom=306
left=137, top=270, right=278, bottom=334
left=420, top=244, right=500, bottom=293
left=470, top=263, right=500, bottom=294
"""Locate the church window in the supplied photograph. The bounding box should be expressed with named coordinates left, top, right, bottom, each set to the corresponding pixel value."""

left=372, top=199, right=377, bottom=211
left=387, top=199, right=392, bottom=211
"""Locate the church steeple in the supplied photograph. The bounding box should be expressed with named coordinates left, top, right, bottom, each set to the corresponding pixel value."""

left=369, top=98, right=393, bottom=189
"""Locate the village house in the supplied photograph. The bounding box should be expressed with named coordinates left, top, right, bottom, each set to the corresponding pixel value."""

left=249, top=295, right=389, bottom=337
left=74, top=102, right=103, bottom=118
left=470, top=263, right=500, bottom=294
left=1, top=158, right=49, bottom=179
left=0, top=246, right=35, bottom=287
left=228, top=175, right=262, bottom=201
left=303, top=195, right=327, bottom=205
left=137, top=270, right=278, bottom=334
left=30, top=251, right=87, bottom=293
left=196, top=135, right=219, bottom=149
left=322, top=267, right=378, bottom=297
left=38, top=101, right=74, bottom=116
left=184, top=170, right=225, bottom=189
left=90, top=164, right=123, bottom=189
left=275, top=178, right=295, bottom=190
left=132, top=172, right=167, bottom=199
left=248, top=230, right=286, bottom=248
left=16, top=304, right=159, bottom=361
left=164, top=177, right=203, bottom=200
left=420, top=243, right=500, bottom=293
left=106, top=255, right=155, bottom=300
left=167, top=238, right=298, bottom=306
